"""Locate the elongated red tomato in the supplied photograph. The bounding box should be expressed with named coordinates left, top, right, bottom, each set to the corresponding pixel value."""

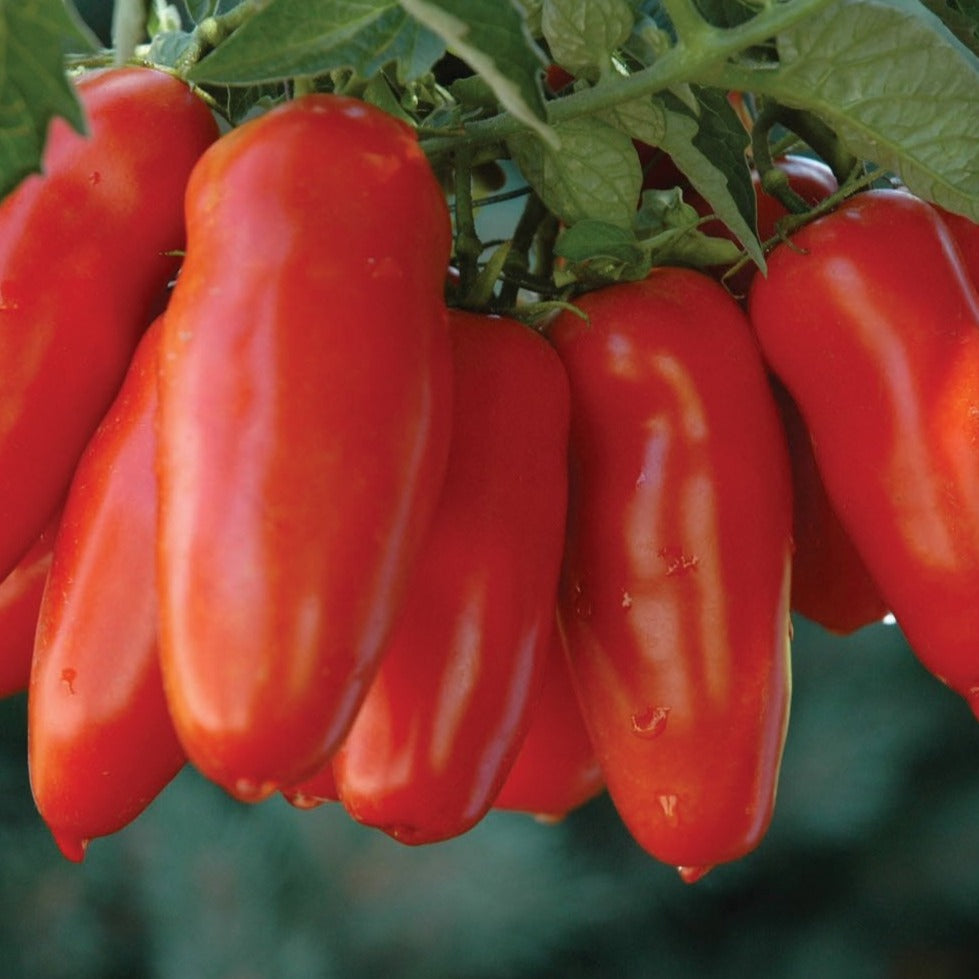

left=750, top=189, right=979, bottom=713
left=492, top=626, right=604, bottom=820
left=29, top=318, right=184, bottom=863
left=327, top=310, right=570, bottom=843
left=157, top=95, right=453, bottom=801
left=773, top=381, right=888, bottom=634
left=0, top=67, right=217, bottom=579
left=0, top=514, right=59, bottom=699
left=549, top=268, right=793, bottom=879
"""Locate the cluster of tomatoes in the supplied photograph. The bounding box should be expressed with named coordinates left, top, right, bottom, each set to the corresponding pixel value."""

left=4, top=65, right=979, bottom=883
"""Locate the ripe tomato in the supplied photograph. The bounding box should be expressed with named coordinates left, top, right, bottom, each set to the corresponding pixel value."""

left=750, top=189, right=979, bottom=712
left=549, top=268, right=793, bottom=878
left=0, top=67, right=217, bottom=580
left=157, top=94, right=454, bottom=801
left=492, top=626, right=604, bottom=820
left=328, top=310, right=570, bottom=843
left=29, top=318, right=184, bottom=862
left=773, top=381, right=889, bottom=634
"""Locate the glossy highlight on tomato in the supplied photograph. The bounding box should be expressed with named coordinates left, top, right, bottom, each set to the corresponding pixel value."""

left=157, top=94, right=454, bottom=801
left=549, top=267, right=793, bottom=878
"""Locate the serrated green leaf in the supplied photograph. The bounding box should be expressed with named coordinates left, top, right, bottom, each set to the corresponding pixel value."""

left=657, top=88, right=761, bottom=268
left=542, top=0, right=635, bottom=79
left=602, top=85, right=762, bottom=268
left=0, top=0, right=94, bottom=200
left=770, top=0, right=979, bottom=219
left=189, top=0, right=445, bottom=85
left=508, top=116, right=642, bottom=228
left=399, top=0, right=553, bottom=143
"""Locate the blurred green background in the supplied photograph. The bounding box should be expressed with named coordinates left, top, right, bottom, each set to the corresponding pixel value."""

left=4, top=616, right=979, bottom=979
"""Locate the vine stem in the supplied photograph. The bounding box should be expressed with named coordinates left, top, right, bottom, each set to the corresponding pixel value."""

left=419, top=0, right=837, bottom=158
left=173, top=0, right=265, bottom=75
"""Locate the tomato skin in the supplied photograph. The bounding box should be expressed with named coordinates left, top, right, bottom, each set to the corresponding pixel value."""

left=937, top=206, right=979, bottom=286
left=0, top=67, right=217, bottom=580
left=492, top=625, right=604, bottom=819
left=774, top=382, right=889, bottom=634
left=0, top=515, right=59, bottom=699
left=749, top=190, right=979, bottom=709
left=28, top=318, right=184, bottom=863
left=548, top=268, right=793, bottom=876
left=157, top=95, right=454, bottom=801
left=329, top=310, right=570, bottom=843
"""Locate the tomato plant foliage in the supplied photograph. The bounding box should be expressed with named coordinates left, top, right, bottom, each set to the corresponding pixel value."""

left=4, top=0, right=979, bottom=243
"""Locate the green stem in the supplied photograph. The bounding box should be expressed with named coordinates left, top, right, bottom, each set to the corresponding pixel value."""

left=173, top=0, right=263, bottom=75
left=659, top=0, right=713, bottom=44
left=420, top=0, right=836, bottom=158
left=497, top=192, right=549, bottom=310
left=751, top=101, right=812, bottom=214
left=452, top=148, right=482, bottom=298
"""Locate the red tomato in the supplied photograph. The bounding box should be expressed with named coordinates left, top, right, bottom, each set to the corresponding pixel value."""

left=492, top=626, right=604, bottom=820
left=549, top=268, right=793, bottom=879
left=29, top=318, right=184, bottom=862
left=773, top=381, right=889, bottom=634
left=750, top=190, right=979, bottom=712
left=328, top=310, right=570, bottom=843
left=0, top=515, right=59, bottom=699
left=156, top=94, right=454, bottom=801
left=0, top=67, right=217, bottom=580
left=937, top=206, right=979, bottom=286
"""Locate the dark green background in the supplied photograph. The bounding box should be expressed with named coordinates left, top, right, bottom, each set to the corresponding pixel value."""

left=3, top=616, right=979, bottom=979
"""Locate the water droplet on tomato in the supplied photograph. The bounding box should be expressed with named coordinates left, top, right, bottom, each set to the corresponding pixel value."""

left=631, top=705, right=670, bottom=738
left=52, top=829, right=89, bottom=863
left=571, top=580, right=592, bottom=619
left=677, top=865, right=712, bottom=885
left=233, top=777, right=277, bottom=803
left=967, top=686, right=979, bottom=722
left=659, top=546, right=699, bottom=576
left=657, top=793, right=679, bottom=827
left=281, top=789, right=326, bottom=811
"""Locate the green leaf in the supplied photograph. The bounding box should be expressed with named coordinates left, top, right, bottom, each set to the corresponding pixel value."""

left=541, top=0, right=635, bottom=79
left=768, top=0, right=979, bottom=219
left=555, top=218, right=644, bottom=264
left=0, top=0, right=94, bottom=200
left=188, top=0, right=446, bottom=85
left=508, top=116, right=642, bottom=228
left=602, top=85, right=762, bottom=268
left=399, top=0, right=553, bottom=143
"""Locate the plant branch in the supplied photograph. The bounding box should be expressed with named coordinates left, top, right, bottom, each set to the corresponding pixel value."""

left=420, top=0, right=837, bottom=158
